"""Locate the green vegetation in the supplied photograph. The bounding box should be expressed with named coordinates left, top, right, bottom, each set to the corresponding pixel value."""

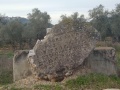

left=0, top=70, right=13, bottom=85
left=0, top=50, right=13, bottom=58
left=0, top=8, right=51, bottom=50
left=34, top=84, right=63, bottom=90
left=65, top=73, right=120, bottom=90
left=9, top=87, right=30, bottom=90
left=2, top=86, right=31, bottom=90
left=2, top=73, right=120, bottom=90
left=0, top=50, right=13, bottom=86
left=89, top=4, right=120, bottom=41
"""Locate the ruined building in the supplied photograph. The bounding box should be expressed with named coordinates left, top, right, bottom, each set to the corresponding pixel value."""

left=13, top=22, right=118, bottom=82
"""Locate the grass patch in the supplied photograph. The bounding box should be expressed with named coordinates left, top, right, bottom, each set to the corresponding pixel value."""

left=65, top=73, right=120, bottom=90
left=10, top=87, right=23, bottom=90
left=0, top=70, right=13, bottom=85
left=7, top=51, right=14, bottom=58
left=34, top=84, right=63, bottom=90
left=10, top=87, right=30, bottom=90
left=0, top=50, right=14, bottom=58
left=1, top=85, right=31, bottom=90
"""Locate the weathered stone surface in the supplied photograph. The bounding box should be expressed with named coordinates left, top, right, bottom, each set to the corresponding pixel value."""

left=29, top=23, right=97, bottom=81
left=13, top=50, right=32, bottom=81
left=85, top=47, right=118, bottom=75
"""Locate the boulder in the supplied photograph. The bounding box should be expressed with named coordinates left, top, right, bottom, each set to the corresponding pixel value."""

left=13, top=22, right=98, bottom=82
left=28, top=23, right=97, bottom=81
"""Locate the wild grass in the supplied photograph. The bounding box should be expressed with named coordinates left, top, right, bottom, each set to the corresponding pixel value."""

left=0, top=50, right=14, bottom=58
left=0, top=70, right=13, bottom=85
left=34, top=84, right=63, bottom=90
left=1, top=85, right=31, bottom=90
left=9, top=87, right=31, bottom=90
left=65, top=73, right=120, bottom=90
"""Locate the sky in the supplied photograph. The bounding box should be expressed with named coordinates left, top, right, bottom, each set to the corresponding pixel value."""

left=0, top=0, right=120, bottom=24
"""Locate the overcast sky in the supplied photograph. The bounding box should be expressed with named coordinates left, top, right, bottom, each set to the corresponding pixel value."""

left=0, top=0, right=119, bottom=24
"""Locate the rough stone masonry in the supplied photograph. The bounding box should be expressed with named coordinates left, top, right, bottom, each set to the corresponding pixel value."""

left=13, top=22, right=118, bottom=82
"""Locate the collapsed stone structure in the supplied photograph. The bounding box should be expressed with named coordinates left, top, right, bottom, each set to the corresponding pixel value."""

left=85, top=47, right=117, bottom=75
left=13, top=22, right=118, bottom=82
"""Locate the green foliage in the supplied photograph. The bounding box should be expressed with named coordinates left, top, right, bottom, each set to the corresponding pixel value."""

left=89, top=4, right=120, bottom=41
left=89, top=4, right=112, bottom=40
left=0, top=8, right=51, bottom=50
left=0, top=14, right=7, bottom=25
left=89, top=4, right=105, bottom=19
left=27, top=8, right=50, bottom=40
left=0, top=19, right=24, bottom=50
left=60, top=12, right=86, bottom=27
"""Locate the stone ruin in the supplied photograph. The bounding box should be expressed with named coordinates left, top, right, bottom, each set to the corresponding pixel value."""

left=13, top=22, right=118, bottom=82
